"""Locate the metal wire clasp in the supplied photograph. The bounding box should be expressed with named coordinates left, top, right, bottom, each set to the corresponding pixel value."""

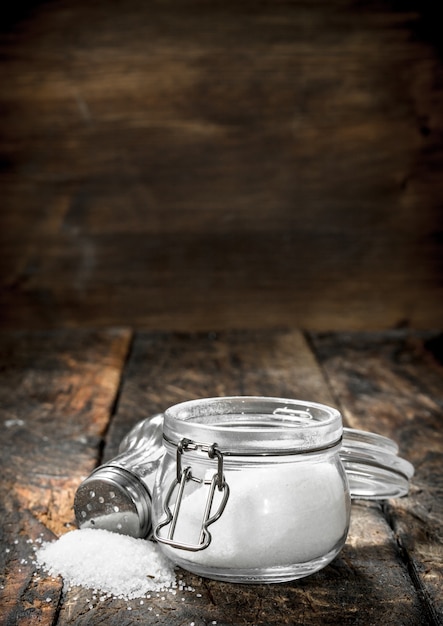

left=154, top=438, right=230, bottom=551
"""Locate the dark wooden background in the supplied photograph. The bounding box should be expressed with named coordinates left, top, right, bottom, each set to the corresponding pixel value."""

left=1, top=0, right=442, bottom=332
left=1, top=4, right=443, bottom=621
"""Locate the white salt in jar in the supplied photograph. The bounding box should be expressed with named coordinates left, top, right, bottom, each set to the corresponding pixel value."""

left=153, top=396, right=351, bottom=583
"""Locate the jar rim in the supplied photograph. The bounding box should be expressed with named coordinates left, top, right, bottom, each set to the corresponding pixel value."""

left=163, top=396, right=343, bottom=454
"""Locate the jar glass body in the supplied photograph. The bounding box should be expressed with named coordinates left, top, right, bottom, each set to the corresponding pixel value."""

left=152, top=396, right=351, bottom=583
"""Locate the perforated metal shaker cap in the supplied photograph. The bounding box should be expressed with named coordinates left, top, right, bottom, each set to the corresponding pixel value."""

left=74, top=466, right=152, bottom=538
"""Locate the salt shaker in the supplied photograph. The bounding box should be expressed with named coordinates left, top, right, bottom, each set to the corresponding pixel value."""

left=74, top=413, right=164, bottom=538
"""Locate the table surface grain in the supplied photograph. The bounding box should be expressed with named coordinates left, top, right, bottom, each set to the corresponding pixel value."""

left=0, top=328, right=442, bottom=625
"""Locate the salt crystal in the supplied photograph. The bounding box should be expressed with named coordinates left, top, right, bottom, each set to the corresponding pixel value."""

left=36, top=528, right=176, bottom=600
left=5, top=418, right=25, bottom=428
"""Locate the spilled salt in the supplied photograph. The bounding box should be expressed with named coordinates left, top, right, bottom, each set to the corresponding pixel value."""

left=36, top=528, right=176, bottom=600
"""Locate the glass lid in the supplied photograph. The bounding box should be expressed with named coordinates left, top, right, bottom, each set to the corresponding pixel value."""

left=342, top=428, right=414, bottom=499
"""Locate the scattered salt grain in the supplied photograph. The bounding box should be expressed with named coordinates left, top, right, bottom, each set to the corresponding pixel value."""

left=36, top=528, right=176, bottom=600
left=5, top=418, right=25, bottom=428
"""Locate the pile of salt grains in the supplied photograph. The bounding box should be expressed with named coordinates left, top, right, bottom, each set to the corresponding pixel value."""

left=30, top=527, right=216, bottom=619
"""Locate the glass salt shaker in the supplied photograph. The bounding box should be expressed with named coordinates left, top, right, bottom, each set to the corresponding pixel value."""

left=74, top=413, right=164, bottom=538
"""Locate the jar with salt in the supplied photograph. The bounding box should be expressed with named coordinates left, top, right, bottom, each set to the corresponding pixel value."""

left=152, top=397, right=351, bottom=582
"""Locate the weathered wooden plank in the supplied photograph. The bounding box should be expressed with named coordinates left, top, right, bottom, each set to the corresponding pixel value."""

left=0, top=329, right=131, bottom=625
left=1, top=228, right=442, bottom=332
left=309, top=330, right=443, bottom=624
left=54, top=329, right=428, bottom=625
left=1, top=0, right=442, bottom=330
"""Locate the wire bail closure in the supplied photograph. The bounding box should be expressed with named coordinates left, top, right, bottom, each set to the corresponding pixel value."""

left=154, top=438, right=230, bottom=551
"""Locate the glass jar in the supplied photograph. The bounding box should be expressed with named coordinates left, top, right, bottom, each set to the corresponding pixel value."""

left=152, top=396, right=351, bottom=583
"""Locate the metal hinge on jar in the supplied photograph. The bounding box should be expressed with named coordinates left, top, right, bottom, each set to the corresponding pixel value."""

left=154, top=438, right=230, bottom=551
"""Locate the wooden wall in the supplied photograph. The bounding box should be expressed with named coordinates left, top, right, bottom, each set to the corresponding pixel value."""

left=1, top=0, right=442, bottom=331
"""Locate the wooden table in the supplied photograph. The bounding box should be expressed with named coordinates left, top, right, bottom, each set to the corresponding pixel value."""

left=1, top=328, right=442, bottom=625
